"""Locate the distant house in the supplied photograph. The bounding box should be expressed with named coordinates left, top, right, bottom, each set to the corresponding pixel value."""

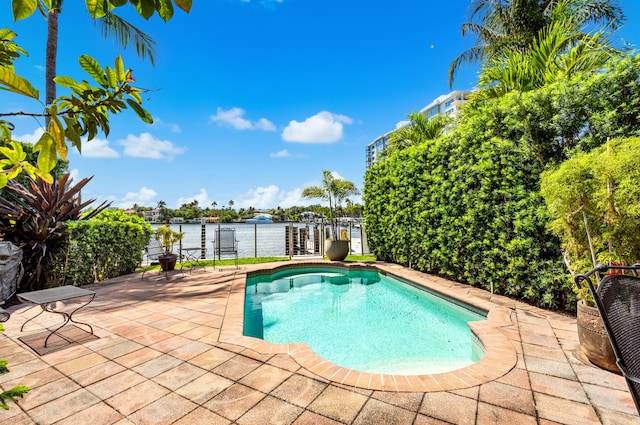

left=143, top=209, right=162, bottom=223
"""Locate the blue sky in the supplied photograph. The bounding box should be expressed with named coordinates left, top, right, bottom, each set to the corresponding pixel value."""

left=3, top=0, right=640, bottom=210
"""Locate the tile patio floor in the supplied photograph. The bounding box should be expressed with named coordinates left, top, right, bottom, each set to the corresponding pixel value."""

left=0, top=260, right=639, bottom=425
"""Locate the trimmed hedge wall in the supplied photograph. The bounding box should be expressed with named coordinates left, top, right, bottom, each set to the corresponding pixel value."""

left=364, top=135, right=571, bottom=310
left=48, top=219, right=151, bottom=287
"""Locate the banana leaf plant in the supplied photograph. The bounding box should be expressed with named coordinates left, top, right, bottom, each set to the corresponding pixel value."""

left=0, top=173, right=109, bottom=291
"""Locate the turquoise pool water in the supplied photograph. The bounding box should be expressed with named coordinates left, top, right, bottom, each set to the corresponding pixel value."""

left=244, top=267, right=486, bottom=375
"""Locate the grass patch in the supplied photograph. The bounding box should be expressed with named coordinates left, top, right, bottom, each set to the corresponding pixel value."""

left=139, top=255, right=376, bottom=272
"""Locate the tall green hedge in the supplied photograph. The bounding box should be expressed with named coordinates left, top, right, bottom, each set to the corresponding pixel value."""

left=47, top=211, right=151, bottom=287
left=364, top=134, right=570, bottom=309
left=364, top=54, right=640, bottom=312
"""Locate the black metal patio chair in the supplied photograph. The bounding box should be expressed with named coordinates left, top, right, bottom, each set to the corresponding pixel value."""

left=212, top=228, right=238, bottom=269
left=574, top=263, right=640, bottom=415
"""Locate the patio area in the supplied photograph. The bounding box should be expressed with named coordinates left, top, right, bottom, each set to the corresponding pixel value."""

left=0, top=261, right=638, bottom=425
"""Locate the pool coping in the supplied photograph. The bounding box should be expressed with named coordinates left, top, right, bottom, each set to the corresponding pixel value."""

left=219, top=261, right=517, bottom=392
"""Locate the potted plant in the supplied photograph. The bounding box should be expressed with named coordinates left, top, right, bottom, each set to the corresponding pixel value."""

left=302, top=170, right=359, bottom=261
left=154, top=225, right=184, bottom=271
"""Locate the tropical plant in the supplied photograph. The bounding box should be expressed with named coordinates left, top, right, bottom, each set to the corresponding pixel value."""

left=386, top=112, right=450, bottom=153
left=0, top=173, right=110, bottom=291
left=540, top=137, right=640, bottom=303
left=302, top=170, right=360, bottom=240
left=154, top=224, right=184, bottom=255
left=448, top=0, right=625, bottom=87
left=1, top=0, right=191, bottom=188
left=476, top=14, right=619, bottom=100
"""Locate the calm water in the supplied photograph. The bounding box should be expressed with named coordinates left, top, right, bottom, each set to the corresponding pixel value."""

left=244, top=267, right=485, bottom=375
left=152, top=223, right=366, bottom=258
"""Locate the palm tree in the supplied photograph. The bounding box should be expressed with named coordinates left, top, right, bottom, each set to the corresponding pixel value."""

left=387, top=112, right=450, bottom=152
left=12, top=0, right=191, bottom=124
left=448, top=0, right=625, bottom=87
left=302, top=170, right=360, bottom=239
left=475, top=2, right=622, bottom=99
left=41, top=1, right=158, bottom=123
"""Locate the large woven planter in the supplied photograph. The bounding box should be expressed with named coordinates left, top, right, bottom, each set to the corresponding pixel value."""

left=576, top=300, right=620, bottom=373
left=324, top=240, right=349, bottom=261
left=158, top=253, right=178, bottom=272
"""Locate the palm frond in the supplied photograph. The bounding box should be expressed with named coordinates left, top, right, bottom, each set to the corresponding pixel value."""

left=96, top=11, right=158, bottom=66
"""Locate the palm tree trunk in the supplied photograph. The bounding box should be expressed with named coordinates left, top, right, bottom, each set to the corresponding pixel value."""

left=45, top=8, right=60, bottom=127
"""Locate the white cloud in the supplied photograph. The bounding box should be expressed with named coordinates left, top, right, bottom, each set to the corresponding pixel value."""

left=282, top=111, right=353, bottom=143
left=81, top=138, right=119, bottom=158
left=236, top=185, right=281, bottom=209
left=152, top=116, right=181, bottom=133
left=14, top=128, right=44, bottom=144
left=236, top=185, right=314, bottom=209
left=210, top=107, right=276, bottom=131
left=176, top=188, right=211, bottom=209
left=108, top=187, right=158, bottom=209
left=119, top=132, right=186, bottom=160
left=270, top=149, right=291, bottom=158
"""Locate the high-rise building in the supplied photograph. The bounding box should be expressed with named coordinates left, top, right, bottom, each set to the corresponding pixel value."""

left=365, top=90, right=472, bottom=168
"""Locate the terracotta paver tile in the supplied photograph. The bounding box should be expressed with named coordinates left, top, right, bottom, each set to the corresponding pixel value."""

left=149, top=334, right=193, bottom=353
left=413, top=413, right=451, bottom=425
left=70, top=360, right=127, bottom=386
left=28, top=388, right=100, bottom=425
left=127, top=393, right=198, bottom=425
left=1, top=366, right=65, bottom=390
left=596, top=406, right=640, bottom=425
left=98, top=340, right=145, bottom=359
left=308, top=385, right=368, bottom=423
left=213, top=355, right=262, bottom=380
left=525, top=356, right=577, bottom=380
left=272, top=375, right=328, bottom=408
left=132, top=353, right=183, bottom=379
left=240, top=363, right=293, bottom=393
left=175, top=372, right=234, bottom=404
left=268, top=354, right=303, bottom=373
left=106, top=380, right=170, bottom=416
left=189, top=347, right=236, bottom=370
left=204, top=383, right=266, bottom=421
left=19, top=377, right=81, bottom=410
left=371, top=391, right=424, bottom=412
left=496, top=367, right=532, bottom=390
left=478, top=381, right=536, bottom=415
left=571, top=363, right=627, bottom=389
left=166, top=340, right=213, bottom=361
left=534, top=393, right=600, bottom=425
left=529, top=372, right=590, bottom=403
left=352, top=398, right=416, bottom=425
left=180, top=324, right=219, bottom=340
left=152, top=362, right=206, bottom=391
left=172, top=406, right=231, bottom=425
left=477, top=401, right=538, bottom=424
left=522, top=342, right=568, bottom=362
left=114, top=347, right=163, bottom=368
left=583, top=382, right=639, bottom=416
left=420, top=391, right=478, bottom=425
left=237, top=395, right=303, bottom=425
left=54, top=401, right=123, bottom=425
left=86, top=369, right=147, bottom=400
left=0, top=359, right=49, bottom=384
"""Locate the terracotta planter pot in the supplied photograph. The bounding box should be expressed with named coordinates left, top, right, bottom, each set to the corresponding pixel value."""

left=158, top=253, right=178, bottom=272
left=576, top=300, right=620, bottom=373
left=324, top=240, right=349, bottom=261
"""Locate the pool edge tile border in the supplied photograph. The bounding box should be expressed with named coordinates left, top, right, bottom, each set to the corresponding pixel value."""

left=219, top=261, right=517, bottom=392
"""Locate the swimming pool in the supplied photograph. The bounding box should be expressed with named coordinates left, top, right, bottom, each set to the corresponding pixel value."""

left=244, top=265, right=486, bottom=375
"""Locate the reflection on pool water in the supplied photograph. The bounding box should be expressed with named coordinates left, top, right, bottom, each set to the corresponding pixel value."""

left=244, top=266, right=486, bottom=375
